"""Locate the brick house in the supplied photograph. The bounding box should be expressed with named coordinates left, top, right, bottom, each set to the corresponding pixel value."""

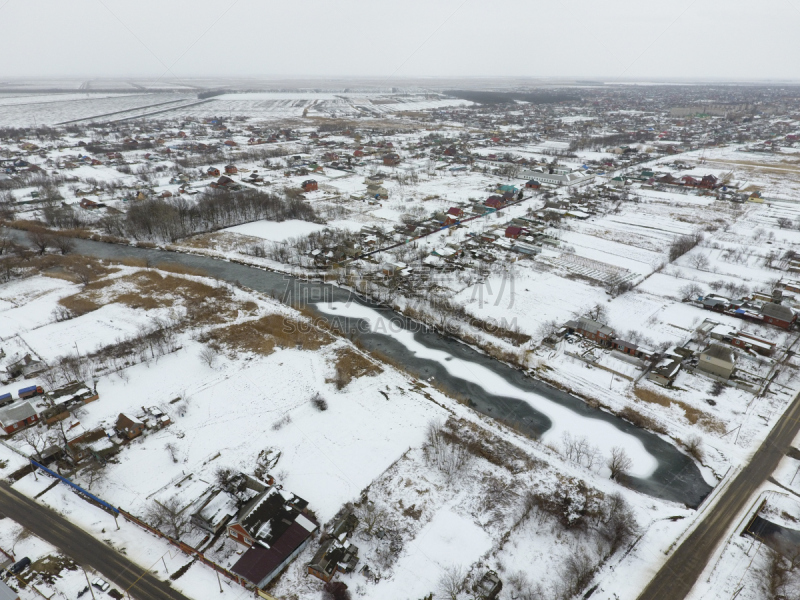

left=228, top=485, right=318, bottom=588
left=761, top=303, right=796, bottom=329
left=505, top=226, right=525, bottom=239
left=0, top=401, right=39, bottom=434
left=484, top=195, right=504, bottom=210
left=115, top=413, right=144, bottom=440
left=382, top=153, right=400, bottom=166
left=302, top=180, right=318, bottom=192
left=564, top=317, right=615, bottom=345
left=207, top=166, right=220, bottom=177
left=224, top=164, right=238, bottom=174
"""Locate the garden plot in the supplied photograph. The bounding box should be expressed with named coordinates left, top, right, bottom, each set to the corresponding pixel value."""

left=454, top=267, right=607, bottom=338
left=540, top=251, right=640, bottom=288
left=559, top=229, right=662, bottom=273
left=0, top=92, right=191, bottom=127
left=0, top=276, right=77, bottom=339
left=271, top=416, right=670, bottom=600
left=20, top=302, right=172, bottom=363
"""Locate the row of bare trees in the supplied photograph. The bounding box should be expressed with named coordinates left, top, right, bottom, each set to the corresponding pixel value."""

left=122, top=188, right=320, bottom=242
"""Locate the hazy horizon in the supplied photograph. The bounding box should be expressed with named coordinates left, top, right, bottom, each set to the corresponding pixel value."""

left=2, top=0, right=800, bottom=82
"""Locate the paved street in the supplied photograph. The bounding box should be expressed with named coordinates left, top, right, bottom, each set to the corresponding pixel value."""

left=637, top=391, right=800, bottom=600
left=0, top=483, right=192, bottom=600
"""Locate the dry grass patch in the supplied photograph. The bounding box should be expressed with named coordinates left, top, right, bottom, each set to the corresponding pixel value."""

left=119, top=257, right=149, bottom=268
left=31, top=254, right=118, bottom=281
left=202, top=314, right=332, bottom=357
left=58, top=270, right=235, bottom=321
left=330, top=347, right=382, bottom=389
left=178, top=232, right=242, bottom=253
left=633, top=387, right=724, bottom=433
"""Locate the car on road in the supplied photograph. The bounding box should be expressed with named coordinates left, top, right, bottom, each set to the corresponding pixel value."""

left=92, top=578, right=110, bottom=592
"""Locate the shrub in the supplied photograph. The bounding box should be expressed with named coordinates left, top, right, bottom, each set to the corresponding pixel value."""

left=310, top=393, right=328, bottom=411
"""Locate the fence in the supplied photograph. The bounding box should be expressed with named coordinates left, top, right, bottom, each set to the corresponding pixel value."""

left=30, top=460, right=118, bottom=516
left=117, top=508, right=246, bottom=589
left=28, top=462, right=256, bottom=593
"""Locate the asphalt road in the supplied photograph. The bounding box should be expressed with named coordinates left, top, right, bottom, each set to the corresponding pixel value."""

left=636, top=391, right=800, bottom=600
left=0, top=483, right=192, bottom=600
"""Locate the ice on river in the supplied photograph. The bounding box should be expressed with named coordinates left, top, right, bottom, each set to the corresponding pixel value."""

left=316, top=301, right=659, bottom=478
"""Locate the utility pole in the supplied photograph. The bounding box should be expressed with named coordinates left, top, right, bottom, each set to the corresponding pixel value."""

left=82, top=567, right=96, bottom=600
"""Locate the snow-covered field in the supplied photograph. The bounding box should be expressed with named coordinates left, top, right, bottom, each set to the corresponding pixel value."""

left=0, top=265, right=710, bottom=600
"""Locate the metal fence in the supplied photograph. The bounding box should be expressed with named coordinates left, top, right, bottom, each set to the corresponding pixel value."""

left=29, top=460, right=119, bottom=516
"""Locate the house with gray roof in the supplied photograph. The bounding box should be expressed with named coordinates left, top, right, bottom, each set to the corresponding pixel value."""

left=761, top=302, right=796, bottom=329
left=564, top=318, right=615, bottom=345
left=698, top=344, right=736, bottom=380
left=0, top=400, right=39, bottom=435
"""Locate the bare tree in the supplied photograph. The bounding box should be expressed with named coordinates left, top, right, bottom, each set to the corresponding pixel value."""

left=146, top=498, right=191, bottom=540
left=536, top=319, right=561, bottom=341
left=599, top=493, right=639, bottom=555
left=21, top=427, right=55, bottom=461
left=506, top=571, right=545, bottom=600
left=355, top=501, right=387, bottom=537
left=74, top=266, right=94, bottom=285
left=310, top=392, right=328, bottom=411
left=586, top=303, right=608, bottom=323
left=165, top=442, right=180, bottom=463
left=607, top=446, right=632, bottom=481
left=683, top=435, right=704, bottom=462
left=27, top=229, right=53, bottom=255
left=52, top=236, right=75, bottom=255
left=689, top=253, right=710, bottom=270
left=668, top=232, right=703, bottom=262
left=437, top=565, right=466, bottom=600
left=321, top=582, right=351, bottom=600
left=557, top=550, right=597, bottom=599
left=679, top=282, right=704, bottom=300
left=199, top=346, right=217, bottom=368
left=761, top=548, right=800, bottom=600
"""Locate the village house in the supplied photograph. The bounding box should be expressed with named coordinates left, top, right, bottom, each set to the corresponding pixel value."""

left=760, top=302, right=796, bottom=329
left=206, top=166, right=220, bottom=177
left=505, top=225, right=526, bottom=239
left=224, top=164, right=238, bottom=174
left=191, top=488, right=239, bottom=535
left=229, top=484, right=318, bottom=589
left=709, top=325, right=775, bottom=356
left=307, top=512, right=360, bottom=583
left=647, top=355, right=682, bottom=386
left=445, top=207, right=464, bottom=225
left=115, top=413, right=144, bottom=440
left=564, top=317, right=615, bottom=345
left=484, top=195, right=504, bottom=210
left=611, top=339, right=651, bottom=360
left=697, top=344, right=736, bottom=380
left=307, top=539, right=360, bottom=583
left=302, top=179, right=318, bottom=192
left=382, top=153, right=401, bottom=166
left=0, top=579, right=19, bottom=600
left=0, top=401, right=39, bottom=434
left=211, top=175, right=235, bottom=189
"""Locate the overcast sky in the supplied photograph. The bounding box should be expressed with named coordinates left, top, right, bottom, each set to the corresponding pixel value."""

left=2, top=0, right=799, bottom=82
